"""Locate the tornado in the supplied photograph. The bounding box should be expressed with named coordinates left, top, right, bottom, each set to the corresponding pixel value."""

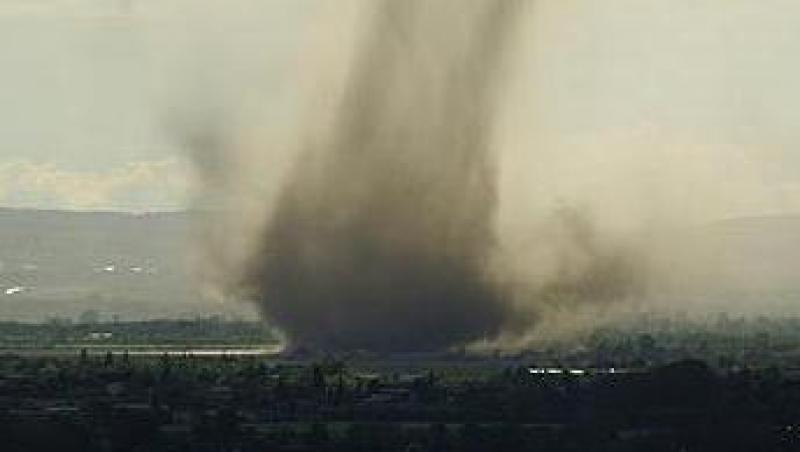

left=244, top=0, right=523, bottom=352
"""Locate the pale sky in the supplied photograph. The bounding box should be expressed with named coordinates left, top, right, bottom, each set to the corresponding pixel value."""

left=1, top=0, right=800, bottom=215
left=0, top=0, right=315, bottom=210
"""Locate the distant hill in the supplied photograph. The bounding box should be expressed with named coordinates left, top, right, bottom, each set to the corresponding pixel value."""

left=0, top=208, right=798, bottom=322
left=635, top=214, right=800, bottom=316
left=0, top=208, right=256, bottom=322
left=696, top=215, right=800, bottom=291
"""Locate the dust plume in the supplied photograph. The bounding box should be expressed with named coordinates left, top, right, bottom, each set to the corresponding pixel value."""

left=240, top=0, right=523, bottom=352
left=180, top=0, right=648, bottom=352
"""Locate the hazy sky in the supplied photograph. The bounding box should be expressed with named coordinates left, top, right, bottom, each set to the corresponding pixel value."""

left=0, top=0, right=315, bottom=210
left=1, top=0, right=799, bottom=214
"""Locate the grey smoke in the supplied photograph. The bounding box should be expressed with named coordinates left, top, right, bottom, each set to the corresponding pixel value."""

left=244, top=0, right=523, bottom=351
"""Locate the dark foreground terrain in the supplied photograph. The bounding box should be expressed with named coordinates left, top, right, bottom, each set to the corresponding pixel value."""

left=2, top=349, right=800, bottom=451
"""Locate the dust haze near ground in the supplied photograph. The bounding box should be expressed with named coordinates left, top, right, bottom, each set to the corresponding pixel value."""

left=177, top=0, right=800, bottom=351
